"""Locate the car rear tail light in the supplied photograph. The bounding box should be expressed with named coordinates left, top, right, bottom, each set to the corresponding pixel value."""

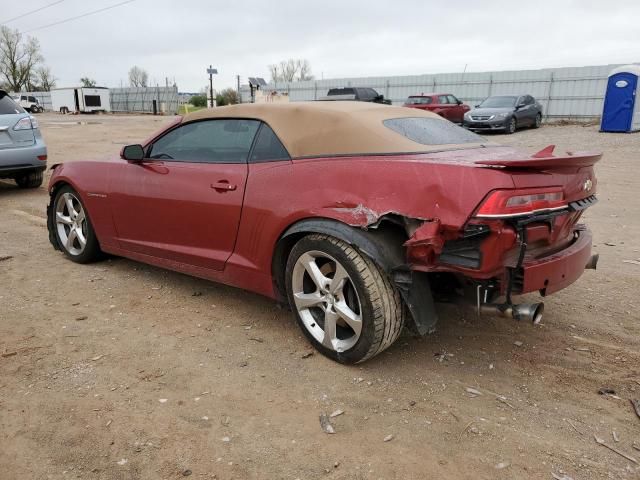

left=38, top=155, right=47, bottom=161
left=475, top=188, right=566, bottom=218
left=13, top=116, right=35, bottom=130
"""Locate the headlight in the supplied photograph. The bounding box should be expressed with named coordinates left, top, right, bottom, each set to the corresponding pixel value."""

left=464, top=111, right=472, bottom=118
left=494, top=112, right=510, bottom=119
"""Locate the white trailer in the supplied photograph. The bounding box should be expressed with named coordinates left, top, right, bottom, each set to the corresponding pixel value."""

left=51, top=87, right=111, bottom=113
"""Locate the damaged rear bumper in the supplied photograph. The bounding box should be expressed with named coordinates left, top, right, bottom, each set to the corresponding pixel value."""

left=516, top=225, right=593, bottom=295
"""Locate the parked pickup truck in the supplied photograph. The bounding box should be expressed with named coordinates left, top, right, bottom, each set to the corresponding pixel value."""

left=319, top=87, right=392, bottom=104
left=404, top=93, right=469, bottom=124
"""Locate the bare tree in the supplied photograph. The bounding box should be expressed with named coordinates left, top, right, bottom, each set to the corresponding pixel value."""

left=128, top=65, right=149, bottom=87
left=34, top=66, right=56, bottom=91
left=268, top=59, right=314, bottom=83
left=0, top=26, right=43, bottom=91
left=80, top=77, right=97, bottom=87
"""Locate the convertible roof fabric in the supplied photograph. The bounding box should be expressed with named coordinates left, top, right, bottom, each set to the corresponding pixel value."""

left=183, top=101, right=483, bottom=158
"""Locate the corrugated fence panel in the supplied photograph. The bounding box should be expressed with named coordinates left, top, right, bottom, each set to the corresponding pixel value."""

left=241, top=63, right=638, bottom=120
left=110, top=87, right=179, bottom=114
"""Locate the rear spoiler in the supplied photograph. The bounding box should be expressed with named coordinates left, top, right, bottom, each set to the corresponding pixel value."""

left=475, top=145, right=602, bottom=169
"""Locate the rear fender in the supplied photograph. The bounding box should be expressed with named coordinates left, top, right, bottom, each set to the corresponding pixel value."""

left=275, top=218, right=438, bottom=335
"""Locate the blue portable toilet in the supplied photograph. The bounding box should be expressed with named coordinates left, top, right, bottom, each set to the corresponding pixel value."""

left=601, top=65, right=640, bottom=132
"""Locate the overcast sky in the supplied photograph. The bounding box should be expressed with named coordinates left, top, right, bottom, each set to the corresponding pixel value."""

left=3, top=0, right=639, bottom=92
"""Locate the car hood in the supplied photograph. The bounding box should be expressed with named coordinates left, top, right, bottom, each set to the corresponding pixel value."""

left=468, top=107, right=514, bottom=116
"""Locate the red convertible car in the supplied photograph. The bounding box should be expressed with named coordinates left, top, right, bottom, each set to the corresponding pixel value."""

left=47, top=102, right=600, bottom=363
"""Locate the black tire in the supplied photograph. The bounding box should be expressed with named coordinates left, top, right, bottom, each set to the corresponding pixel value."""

left=285, top=234, right=405, bottom=364
left=15, top=170, right=43, bottom=189
left=49, top=185, right=102, bottom=263
left=506, top=117, right=517, bottom=134
left=533, top=113, right=542, bottom=129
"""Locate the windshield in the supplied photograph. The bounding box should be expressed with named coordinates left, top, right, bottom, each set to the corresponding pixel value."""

left=478, top=97, right=518, bottom=108
left=384, top=117, right=485, bottom=145
left=479, top=96, right=517, bottom=108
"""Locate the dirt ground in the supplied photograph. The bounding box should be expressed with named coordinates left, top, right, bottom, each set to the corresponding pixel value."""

left=1, top=114, right=639, bottom=480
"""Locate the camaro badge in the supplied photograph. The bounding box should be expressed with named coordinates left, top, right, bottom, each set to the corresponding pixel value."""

left=583, top=179, right=593, bottom=192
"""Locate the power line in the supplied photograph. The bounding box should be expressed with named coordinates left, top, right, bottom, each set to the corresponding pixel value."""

left=22, top=0, right=137, bottom=34
left=0, top=0, right=65, bottom=25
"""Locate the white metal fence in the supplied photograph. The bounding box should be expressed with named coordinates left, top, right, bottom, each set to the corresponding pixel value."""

left=241, top=63, right=634, bottom=119
left=9, top=86, right=180, bottom=114
left=110, top=86, right=179, bottom=114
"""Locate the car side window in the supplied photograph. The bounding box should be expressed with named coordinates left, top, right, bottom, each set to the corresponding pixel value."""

left=525, top=95, right=535, bottom=105
left=447, top=95, right=459, bottom=104
left=438, top=95, right=450, bottom=104
left=28, top=96, right=36, bottom=103
left=148, top=119, right=260, bottom=164
left=250, top=123, right=290, bottom=163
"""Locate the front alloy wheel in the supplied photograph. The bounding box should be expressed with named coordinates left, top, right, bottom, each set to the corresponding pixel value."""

left=506, top=117, right=517, bottom=134
left=286, top=234, right=405, bottom=364
left=51, top=185, right=101, bottom=263
left=55, top=191, right=88, bottom=256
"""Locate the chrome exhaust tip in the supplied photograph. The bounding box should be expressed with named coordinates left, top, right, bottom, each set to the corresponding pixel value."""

left=585, top=253, right=599, bottom=270
left=512, top=303, right=544, bottom=324
left=480, top=302, right=544, bottom=324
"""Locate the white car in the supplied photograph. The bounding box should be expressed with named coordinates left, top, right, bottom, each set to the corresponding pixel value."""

left=12, top=94, right=43, bottom=113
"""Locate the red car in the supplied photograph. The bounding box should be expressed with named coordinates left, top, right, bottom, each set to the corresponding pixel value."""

left=404, top=93, right=470, bottom=124
left=47, top=102, right=600, bottom=364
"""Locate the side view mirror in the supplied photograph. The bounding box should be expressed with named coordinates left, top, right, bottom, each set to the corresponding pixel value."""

left=121, top=144, right=145, bottom=161
left=516, top=103, right=526, bottom=109
left=475, top=104, right=480, bottom=108
left=457, top=100, right=463, bottom=105
left=374, top=94, right=384, bottom=101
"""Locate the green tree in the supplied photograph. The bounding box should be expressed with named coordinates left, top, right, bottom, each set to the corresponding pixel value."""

left=190, top=95, right=207, bottom=107
left=0, top=26, right=44, bottom=91
left=216, top=88, right=238, bottom=106
left=80, top=77, right=96, bottom=87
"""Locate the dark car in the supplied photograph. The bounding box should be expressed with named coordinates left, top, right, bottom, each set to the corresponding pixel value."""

left=47, top=102, right=599, bottom=364
left=404, top=93, right=470, bottom=124
left=463, top=95, right=543, bottom=134
left=319, top=87, right=391, bottom=104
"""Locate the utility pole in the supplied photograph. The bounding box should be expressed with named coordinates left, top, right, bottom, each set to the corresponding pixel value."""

left=237, top=75, right=241, bottom=104
left=207, top=65, right=218, bottom=108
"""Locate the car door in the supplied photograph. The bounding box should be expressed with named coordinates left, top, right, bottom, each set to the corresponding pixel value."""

left=436, top=95, right=453, bottom=120
left=447, top=94, right=466, bottom=123
left=514, top=96, right=530, bottom=125
left=521, top=95, right=536, bottom=125
left=109, top=118, right=260, bottom=271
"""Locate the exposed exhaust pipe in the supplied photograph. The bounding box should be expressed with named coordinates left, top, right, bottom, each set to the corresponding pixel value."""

left=585, top=253, right=599, bottom=270
left=480, top=302, right=545, bottom=324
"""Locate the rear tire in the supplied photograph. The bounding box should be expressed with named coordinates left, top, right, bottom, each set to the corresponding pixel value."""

left=15, top=170, right=43, bottom=189
left=533, top=113, right=542, bottom=128
left=49, top=185, right=102, bottom=263
left=285, top=234, right=405, bottom=364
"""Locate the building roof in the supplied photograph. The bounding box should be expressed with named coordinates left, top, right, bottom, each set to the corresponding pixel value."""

left=183, top=101, right=484, bottom=158
left=609, top=64, right=640, bottom=78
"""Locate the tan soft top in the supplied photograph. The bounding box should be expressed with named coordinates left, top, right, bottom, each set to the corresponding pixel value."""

left=183, top=101, right=483, bottom=158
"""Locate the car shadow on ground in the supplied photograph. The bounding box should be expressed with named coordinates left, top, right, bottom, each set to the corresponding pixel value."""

left=99, top=254, right=535, bottom=372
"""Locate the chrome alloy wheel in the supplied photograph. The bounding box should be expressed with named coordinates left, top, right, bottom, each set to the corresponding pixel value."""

left=291, top=251, right=363, bottom=353
left=55, top=192, right=87, bottom=256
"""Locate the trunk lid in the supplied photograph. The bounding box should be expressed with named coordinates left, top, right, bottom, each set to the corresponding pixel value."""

left=474, top=145, right=601, bottom=203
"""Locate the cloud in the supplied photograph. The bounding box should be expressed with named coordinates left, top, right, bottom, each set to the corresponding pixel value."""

left=8, top=0, right=639, bottom=91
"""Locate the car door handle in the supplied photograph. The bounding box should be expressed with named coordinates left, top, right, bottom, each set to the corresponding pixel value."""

left=211, top=181, right=237, bottom=192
